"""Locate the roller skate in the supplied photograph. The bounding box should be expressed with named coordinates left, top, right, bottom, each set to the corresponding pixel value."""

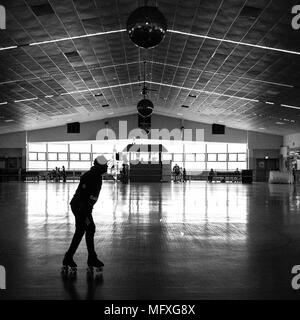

left=61, top=252, right=77, bottom=278
left=87, top=253, right=104, bottom=277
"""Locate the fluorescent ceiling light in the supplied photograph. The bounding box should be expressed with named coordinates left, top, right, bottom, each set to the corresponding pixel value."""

left=0, top=102, right=8, bottom=105
left=4, top=119, right=14, bottom=122
left=14, top=97, right=38, bottom=103
left=169, top=29, right=300, bottom=56
left=29, top=29, right=126, bottom=47
left=281, top=104, right=300, bottom=110
left=265, top=101, right=274, bottom=105
left=0, top=46, right=18, bottom=52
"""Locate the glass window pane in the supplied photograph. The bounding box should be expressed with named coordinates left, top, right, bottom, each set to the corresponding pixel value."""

left=228, top=143, right=247, bottom=153
left=48, top=144, right=68, bottom=152
left=185, top=143, right=205, bottom=153
left=81, top=153, right=90, bottom=161
left=28, top=143, right=46, bottom=152
left=218, top=154, right=227, bottom=161
left=150, top=153, right=159, bottom=162
left=162, top=153, right=172, bottom=161
left=229, top=154, right=237, bottom=161
left=185, top=154, right=195, bottom=162
left=48, top=153, right=57, bottom=161
left=58, top=153, right=68, bottom=161
left=69, top=161, right=90, bottom=170
left=207, top=154, right=217, bottom=161
left=174, top=154, right=183, bottom=161
left=29, top=153, right=37, bottom=161
left=208, top=162, right=227, bottom=170
left=196, top=154, right=205, bottom=162
left=70, top=143, right=91, bottom=153
left=92, top=143, right=114, bottom=153
left=28, top=161, right=46, bottom=170
left=48, top=161, right=68, bottom=170
left=238, top=154, right=246, bottom=161
left=228, top=162, right=247, bottom=170
left=70, top=153, right=80, bottom=161
left=38, top=153, right=45, bottom=161
left=207, top=143, right=227, bottom=153
left=185, top=162, right=205, bottom=170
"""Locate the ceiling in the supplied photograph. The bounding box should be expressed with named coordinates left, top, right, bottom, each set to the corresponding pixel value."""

left=0, top=0, right=300, bottom=136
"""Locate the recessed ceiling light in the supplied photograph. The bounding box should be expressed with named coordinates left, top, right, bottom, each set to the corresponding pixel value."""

left=265, top=101, right=274, bottom=105
left=276, top=122, right=284, bottom=125
left=188, top=94, right=197, bottom=98
left=258, top=127, right=266, bottom=130
left=177, top=113, right=183, bottom=116
left=4, top=119, right=14, bottom=122
left=94, top=93, right=103, bottom=97
left=0, top=102, right=8, bottom=105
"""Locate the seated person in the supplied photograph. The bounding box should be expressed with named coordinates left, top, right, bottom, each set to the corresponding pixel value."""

left=233, top=168, right=240, bottom=182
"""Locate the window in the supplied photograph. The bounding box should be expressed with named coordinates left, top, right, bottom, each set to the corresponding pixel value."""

left=229, top=154, right=237, bottom=161
left=228, top=162, right=247, bottom=170
left=70, top=143, right=91, bottom=153
left=70, top=153, right=80, bottom=161
left=162, top=153, right=172, bottom=161
left=38, top=153, right=46, bottom=161
left=69, top=161, right=90, bottom=170
left=28, top=143, right=46, bottom=152
left=196, top=154, right=205, bottom=162
left=218, top=154, right=227, bottom=161
left=174, top=154, right=183, bottom=162
left=207, top=154, right=217, bottom=161
left=228, top=144, right=246, bottom=153
left=207, top=143, right=227, bottom=153
left=81, top=153, right=90, bottom=161
left=58, top=153, right=68, bottom=161
left=28, top=161, right=46, bottom=170
left=29, top=153, right=37, bottom=161
left=48, top=161, right=68, bottom=170
left=185, top=154, right=195, bottom=162
left=48, top=153, right=57, bottom=161
left=207, top=162, right=227, bottom=170
left=48, top=144, right=68, bottom=152
left=238, top=154, right=246, bottom=162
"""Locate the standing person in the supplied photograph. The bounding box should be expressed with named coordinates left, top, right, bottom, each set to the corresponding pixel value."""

left=62, top=166, right=67, bottom=183
left=208, top=168, right=214, bottom=183
left=183, top=168, right=187, bottom=182
left=62, top=155, right=108, bottom=276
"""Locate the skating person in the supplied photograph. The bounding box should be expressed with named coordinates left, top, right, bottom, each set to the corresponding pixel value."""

left=62, top=155, right=108, bottom=276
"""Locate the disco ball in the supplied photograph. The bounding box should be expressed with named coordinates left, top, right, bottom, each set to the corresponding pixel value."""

left=126, top=6, right=168, bottom=49
left=137, top=99, right=154, bottom=117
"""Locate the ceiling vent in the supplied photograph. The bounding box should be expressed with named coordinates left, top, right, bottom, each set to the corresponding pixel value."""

left=239, top=6, right=262, bottom=19
left=64, top=51, right=80, bottom=59
left=181, top=105, right=189, bottom=108
left=31, top=3, right=54, bottom=16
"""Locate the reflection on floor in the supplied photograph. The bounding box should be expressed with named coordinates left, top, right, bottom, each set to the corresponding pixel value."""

left=0, top=181, right=300, bottom=299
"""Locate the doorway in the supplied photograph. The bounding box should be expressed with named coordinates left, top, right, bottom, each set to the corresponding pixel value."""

left=256, top=158, right=279, bottom=182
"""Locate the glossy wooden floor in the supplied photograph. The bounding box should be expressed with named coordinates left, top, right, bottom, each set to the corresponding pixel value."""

left=0, top=181, right=300, bottom=300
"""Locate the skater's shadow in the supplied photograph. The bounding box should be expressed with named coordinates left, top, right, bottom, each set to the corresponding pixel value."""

left=61, top=272, right=103, bottom=300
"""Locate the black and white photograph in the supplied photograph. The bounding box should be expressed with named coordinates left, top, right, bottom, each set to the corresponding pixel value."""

left=0, top=0, right=299, bottom=315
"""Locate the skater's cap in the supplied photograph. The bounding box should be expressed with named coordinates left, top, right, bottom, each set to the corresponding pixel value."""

left=94, top=155, right=108, bottom=166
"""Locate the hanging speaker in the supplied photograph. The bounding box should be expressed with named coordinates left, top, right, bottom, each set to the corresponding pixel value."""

left=67, top=122, right=80, bottom=133
left=212, top=123, right=225, bottom=134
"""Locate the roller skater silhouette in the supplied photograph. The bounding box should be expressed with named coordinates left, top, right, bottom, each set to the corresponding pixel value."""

left=62, top=155, right=108, bottom=277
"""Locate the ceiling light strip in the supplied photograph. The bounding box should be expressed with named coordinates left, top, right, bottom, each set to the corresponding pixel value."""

left=14, top=97, right=38, bottom=103
left=60, top=81, right=142, bottom=96
left=0, top=101, right=8, bottom=105
left=0, top=46, right=18, bottom=52
left=29, top=29, right=127, bottom=47
left=169, top=29, right=300, bottom=56
left=148, top=80, right=261, bottom=103
left=281, top=104, right=300, bottom=110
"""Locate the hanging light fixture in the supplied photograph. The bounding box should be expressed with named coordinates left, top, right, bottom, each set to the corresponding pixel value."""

left=137, top=61, right=154, bottom=117
left=126, top=1, right=168, bottom=49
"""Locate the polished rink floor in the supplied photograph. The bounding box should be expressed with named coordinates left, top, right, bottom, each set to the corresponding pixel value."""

left=0, top=181, right=300, bottom=300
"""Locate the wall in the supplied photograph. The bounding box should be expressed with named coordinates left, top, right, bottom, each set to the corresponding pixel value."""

left=284, top=133, right=300, bottom=149
left=0, top=114, right=283, bottom=170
